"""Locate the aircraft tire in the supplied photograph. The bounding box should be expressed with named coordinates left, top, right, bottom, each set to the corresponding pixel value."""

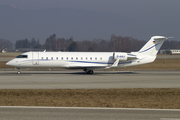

left=17, top=71, right=21, bottom=74
left=87, top=70, right=93, bottom=74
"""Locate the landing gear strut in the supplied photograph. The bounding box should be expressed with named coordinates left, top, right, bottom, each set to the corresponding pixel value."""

left=17, top=68, right=21, bottom=74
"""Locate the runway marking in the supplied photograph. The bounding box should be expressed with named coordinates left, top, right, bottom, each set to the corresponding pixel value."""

left=1, top=106, right=180, bottom=111
left=160, top=118, right=180, bottom=120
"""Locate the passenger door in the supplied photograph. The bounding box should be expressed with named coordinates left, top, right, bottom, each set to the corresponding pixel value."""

left=32, top=52, right=39, bottom=65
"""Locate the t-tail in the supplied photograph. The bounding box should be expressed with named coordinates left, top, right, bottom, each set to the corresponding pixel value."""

left=124, top=36, right=167, bottom=67
left=138, top=36, right=167, bottom=56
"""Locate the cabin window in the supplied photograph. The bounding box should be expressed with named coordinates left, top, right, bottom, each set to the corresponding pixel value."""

left=42, top=57, right=43, bottom=60
left=71, top=57, right=73, bottom=60
left=56, top=57, right=58, bottom=60
left=100, top=57, right=102, bottom=60
left=86, top=57, right=88, bottom=60
left=61, top=57, right=63, bottom=60
left=76, top=57, right=78, bottom=60
left=51, top=57, right=53, bottom=60
left=81, top=57, right=83, bottom=60
left=16, top=55, right=28, bottom=58
left=46, top=57, right=48, bottom=60
left=67, top=57, right=68, bottom=60
left=95, top=57, right=97, bottom=60
left=90, top=57, right=92, bottom=60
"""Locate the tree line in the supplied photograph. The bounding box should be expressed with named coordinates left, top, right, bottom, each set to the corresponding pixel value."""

left=15, top=34, right=148, bottom=52
left=1, top=34, right=180, bottom=52
left=15, top=38, right=42, bottom=49
left=0, top=38, right=13, bottom=51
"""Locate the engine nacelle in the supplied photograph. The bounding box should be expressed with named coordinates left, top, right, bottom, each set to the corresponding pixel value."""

left=113, top=52, right=127, bottom=61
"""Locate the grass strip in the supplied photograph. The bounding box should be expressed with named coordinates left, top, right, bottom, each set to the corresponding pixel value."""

left=0, top=89, right=180, bottom=109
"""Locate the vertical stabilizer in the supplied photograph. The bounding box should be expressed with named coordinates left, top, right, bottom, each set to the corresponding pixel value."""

left=138, top=36, right=166, bottom=56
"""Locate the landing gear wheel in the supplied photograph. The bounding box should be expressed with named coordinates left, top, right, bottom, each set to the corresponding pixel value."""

left=87, top=70, right=93, bottom=74
left=17, top=71, right=21, bottom=74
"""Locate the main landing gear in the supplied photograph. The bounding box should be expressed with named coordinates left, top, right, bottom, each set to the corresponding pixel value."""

left=84, top=69, right=94, bottom=74
left=87, top=70, right=93, bottom=74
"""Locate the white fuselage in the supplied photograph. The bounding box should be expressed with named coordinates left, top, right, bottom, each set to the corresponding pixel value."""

left=6, top=51, right=155, bottom=69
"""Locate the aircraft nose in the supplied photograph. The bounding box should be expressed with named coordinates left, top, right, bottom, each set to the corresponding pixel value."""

left=6, top=61, right=13, bottom=66
left=6, top=61, right=10, bottom=66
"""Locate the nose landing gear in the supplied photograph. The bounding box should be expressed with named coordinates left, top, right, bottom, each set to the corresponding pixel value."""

left=17, top=68, right=21, bottom=74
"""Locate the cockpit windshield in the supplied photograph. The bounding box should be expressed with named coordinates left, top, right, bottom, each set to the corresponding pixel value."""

left=16, top=55, right=28, bottom=58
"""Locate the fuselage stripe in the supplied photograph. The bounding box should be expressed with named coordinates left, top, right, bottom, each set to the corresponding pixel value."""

left=138, top=43, right=159, bottom=53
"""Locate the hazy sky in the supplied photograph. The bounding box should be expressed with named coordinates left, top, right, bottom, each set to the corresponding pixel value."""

left=1, top=0, right=179, bottom=14
left=0, top=0, right=179, bottom=11
left=0, top=0, right=180, bottom=42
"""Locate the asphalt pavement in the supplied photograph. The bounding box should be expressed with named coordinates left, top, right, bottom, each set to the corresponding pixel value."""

left=0, top=70, right=180, bottom=89
left=0, top=106, right=180, bottom=120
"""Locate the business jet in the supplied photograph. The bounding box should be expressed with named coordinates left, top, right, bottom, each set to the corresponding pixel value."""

left=6, top=36, right=167, bottom=74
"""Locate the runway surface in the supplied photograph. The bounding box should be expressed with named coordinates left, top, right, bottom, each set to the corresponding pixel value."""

left=0, top=106, right=180, bottom=120
left=0, top=70, right=180, bottom=89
